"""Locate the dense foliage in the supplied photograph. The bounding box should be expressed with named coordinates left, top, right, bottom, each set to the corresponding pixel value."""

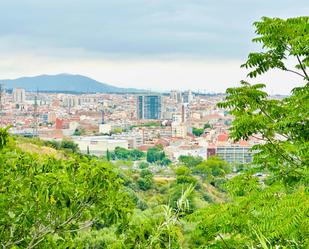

left=1, top=16, right=308, bottom=248
left=146, top=145, right=170, bottom=165
left=110, top=147, right=145, bottom=161
left=0, top=131, right=133, bottom=248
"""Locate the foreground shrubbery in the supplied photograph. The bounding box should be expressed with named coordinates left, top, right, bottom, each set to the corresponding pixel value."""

left=0, top=16, right=308, bottom=248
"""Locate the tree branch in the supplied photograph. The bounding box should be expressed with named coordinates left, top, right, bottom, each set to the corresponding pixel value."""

left=285, top=68, right=306, bottom=78
left=296, top=55, right=308, bottom=79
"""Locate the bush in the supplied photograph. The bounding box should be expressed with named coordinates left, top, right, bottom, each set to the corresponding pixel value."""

left=137, top=177, right=153, bottom=191
left=138, top=162, right=149, bottom=169
left=175, top=166, right=191, bottom=176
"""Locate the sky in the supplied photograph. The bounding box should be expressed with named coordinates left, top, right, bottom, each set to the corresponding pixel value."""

left=0, top=0, right=308, bottom=94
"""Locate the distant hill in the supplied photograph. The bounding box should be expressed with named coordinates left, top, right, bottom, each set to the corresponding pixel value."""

left=1, top=74, right=145, bottom=93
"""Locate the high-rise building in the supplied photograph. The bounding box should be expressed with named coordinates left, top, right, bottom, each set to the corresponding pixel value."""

left=12, top=88, right=26, bottom=103
left=183, top=90, right=193, bottom=103
left=137, top=94, right=162, bottom=120
left=170, top=90, right=182, bottom=103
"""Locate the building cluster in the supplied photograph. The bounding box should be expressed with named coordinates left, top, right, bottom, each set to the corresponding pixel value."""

left=0, top=86, right=266, bottom=164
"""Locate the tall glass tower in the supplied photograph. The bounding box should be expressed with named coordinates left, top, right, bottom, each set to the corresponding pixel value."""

left=137, top=94, right=162, bottom=120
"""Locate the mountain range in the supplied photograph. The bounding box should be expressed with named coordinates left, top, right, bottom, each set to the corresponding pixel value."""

left=1, top=74, right=145, bottom=93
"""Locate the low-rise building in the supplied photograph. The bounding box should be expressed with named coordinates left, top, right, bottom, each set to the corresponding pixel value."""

left=216, top=145, right=253, bottom=164
left=73, top=136, right=128, bottom=156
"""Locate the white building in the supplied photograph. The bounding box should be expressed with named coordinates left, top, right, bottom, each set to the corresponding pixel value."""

left=99, top=123, right=112, bottom=134
left=12, top=88, right=26, bottom=103
left=73, top=136, right=128, bottom=156
left=171, top=122, right=187, bottom=138
left=216, top=145, right=253, bottom=164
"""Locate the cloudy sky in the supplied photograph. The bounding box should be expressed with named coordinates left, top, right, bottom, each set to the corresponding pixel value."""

left=0, top=0, right=307, bottom=94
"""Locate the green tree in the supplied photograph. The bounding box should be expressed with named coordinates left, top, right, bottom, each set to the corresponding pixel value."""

left=194, top=156, right=231, bottom=179
left=0, top=134, right=133, bottom=248
left=189, top=16, right=309, bottom=248
left=160, top=157, right=172, bottom=166
left=73, top=128, right=84, bottom=136
left=178, top=155, right=203, bottom=168
left=0, top=126, right=10, bottom=150
left=203, top=123, right=212, bottom=129
left=106, top=149, right=111, bottom=161
left=129, top=149, right=145, bottom=160
left=138, top=169, right=154, bottom=191
left=114, top=147, right=130, bottom=160
left=112, top=147, right=144, bottom=161
left=138, top=161, right=149, bottom=169
left=192, top=127, right=204, bottom=137
left=189, top=183, right=309, bottom=248
left=146, top=146, right=165, bottom=163
left=175, top=166, right=192, bottom=176
left=60, top=139, right=79, bottom=153
left=218, top=16, right=309, bottom=184
left=111, top=127, right=123, bottom=134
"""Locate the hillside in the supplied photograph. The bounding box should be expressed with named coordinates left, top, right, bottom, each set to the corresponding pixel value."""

left=1, top=73, right=144, bottom=93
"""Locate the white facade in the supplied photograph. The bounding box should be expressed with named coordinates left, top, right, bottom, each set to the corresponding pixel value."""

left=12, top=88, right=26, bottom=103
left=171, top=122, right=187, bottom=138
left=99, top=123, right=112, bottom=134
left=73, top=136, right=128, bottom=156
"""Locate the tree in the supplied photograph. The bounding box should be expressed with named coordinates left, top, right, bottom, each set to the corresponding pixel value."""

left=138, top=169, right=154, bottom=191
left=130, top=149, right=145, bottom=160
left=189, top=181, right=309, bottom=248
left=0, top=126, right=10, bottom=150
left=194, top=157, right=231, bottom=179
left=160, top=157, right=171, bottom=166
left=218, top=16, right=309, bottom=184
left=203, top=123, right=212, bottom=129
left=111, top=147, right=144, bottom=161
left=111, top=127, right=123, bottom=134
left=192, top=127, right=204, bottom=137
left=146, top=147, right=165, bottom=163
left=178, top=155, right=203, bottom=168
left=106, top=149, right=111, bottom=161
left=174, top=166, right=198, bottom=186
left=114, top=147, right=130, bottom=160
left=175, top=166, right=192, bottom=176
left=0, top=134, right=133, bottom=248
left=73, top=128, right=84, bottom=136
left=189, top=16, right=309, bottom=248
left=60, top=139, right=79, bottom=153
left=138, top=162, right=149, bottom=169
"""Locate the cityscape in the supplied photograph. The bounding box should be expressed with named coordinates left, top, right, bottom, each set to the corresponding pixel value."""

left=0, top=1, right=307, bottom=248
left=0, top=83, right=260, bottom=165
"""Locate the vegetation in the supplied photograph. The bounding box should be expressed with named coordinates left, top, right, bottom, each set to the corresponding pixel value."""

left=146, top=145, right=170, bottom=165
left=0, top=130, right=133, bottom=248
left=192, top=127, right=204, bottom=137
left=203, top=123, right=212, bottom=129
left=178, top=155, right=203, bottom=168
left=130, top=121, right=162, bottom=129
left=194, top=156, right=231, bottom=179
left=137, top=169, right=154, bottom=191
left=0, top=16, right=308, bottom=248
left=73, top=128, right=85, bottom=136
left=192, top=123, right=212, bottom=137
left=110, top=147, right=145, bottom=161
